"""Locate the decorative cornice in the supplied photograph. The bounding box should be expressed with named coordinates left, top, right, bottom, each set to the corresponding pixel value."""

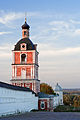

left=12, top=63, right=39, bottom=67
left=10, top=79, right=40, bottom=82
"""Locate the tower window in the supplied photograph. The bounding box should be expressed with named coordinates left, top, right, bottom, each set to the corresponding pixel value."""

left=24, top=31, right=26, bottom=35
left=21, top=54, right=26, bottom=63
left=22, top=45, right=25, bottom=48
left=21, top=43, right=26, bottom=50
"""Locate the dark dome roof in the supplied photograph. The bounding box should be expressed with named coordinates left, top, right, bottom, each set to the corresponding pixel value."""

left=14, top=38, right=35, bottom=51
left=22, top=21, right=30, bottom=29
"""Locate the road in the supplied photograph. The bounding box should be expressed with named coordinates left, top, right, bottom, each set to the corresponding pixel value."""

left=0, top=112, right=80, bottom=120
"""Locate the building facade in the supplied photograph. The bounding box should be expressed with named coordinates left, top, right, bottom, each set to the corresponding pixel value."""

left=54, top=83, right=63, bottom=105
left=10, top=19, right=40, bottom=94
left=38, top=83, right=63, bottom=111
left=38, top=92, right=53, bottom=111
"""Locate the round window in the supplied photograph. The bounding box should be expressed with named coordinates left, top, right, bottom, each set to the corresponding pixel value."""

left=22, top=45, right=25, bottom=48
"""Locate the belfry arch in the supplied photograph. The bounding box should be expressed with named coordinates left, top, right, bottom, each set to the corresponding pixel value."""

left=21, top=54, right=26, bottom=63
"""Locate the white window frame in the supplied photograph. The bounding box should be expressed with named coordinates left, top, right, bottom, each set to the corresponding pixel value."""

left=40, top=101, right=45, bottom=109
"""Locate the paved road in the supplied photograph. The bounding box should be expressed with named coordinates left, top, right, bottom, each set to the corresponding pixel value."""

left=0, top=112, right=80, bottom=120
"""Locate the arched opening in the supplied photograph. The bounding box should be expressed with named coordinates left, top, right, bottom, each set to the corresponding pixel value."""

left=21, top=54, right=26, bottom=63
left=40, top=101, right=45, bottom=110
left=24, top=31, right=26, bottom=35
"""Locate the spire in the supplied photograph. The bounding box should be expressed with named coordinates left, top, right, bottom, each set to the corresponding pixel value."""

left=25, top=12, right=27, bottom=23
left=25, top=17, right=26, bottom=23
left=21, top=13, right=30, bottom=30
left=57, top=83, right=58, bottom=86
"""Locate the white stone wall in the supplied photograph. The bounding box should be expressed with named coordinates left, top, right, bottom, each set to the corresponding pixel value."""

left=55, top=91, right=63, bottom=105
left=53, top=96, right=59, bottom=108
left=0, top=87, right=38, bottom=116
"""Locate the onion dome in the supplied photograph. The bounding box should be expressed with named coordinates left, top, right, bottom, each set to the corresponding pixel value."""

left=14, top=38, right=35, bottom=51
left=21, top=17, right=30, bottom=29
left=54, top=83, right=63, bottom=91
left=22, top=21, right=30, bottom=29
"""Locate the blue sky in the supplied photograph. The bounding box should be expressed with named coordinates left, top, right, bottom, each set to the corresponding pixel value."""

left=0, top=0, right=80, bottom=88
left=1, top=0, right=80, bottom=13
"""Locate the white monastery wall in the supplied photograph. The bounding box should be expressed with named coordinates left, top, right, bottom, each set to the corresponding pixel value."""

left=0, top=85, right=38, bottom=116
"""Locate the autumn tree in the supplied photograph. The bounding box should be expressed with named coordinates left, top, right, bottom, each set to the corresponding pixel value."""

left=63, top=94, right=75, bottom=105
left=73, top=96, right=80, bottom=107
left=63, top=95, right=71, bottom=105
left=40, top=83, right=55, bottom=95
left=63, top=94, right=80, bottom=107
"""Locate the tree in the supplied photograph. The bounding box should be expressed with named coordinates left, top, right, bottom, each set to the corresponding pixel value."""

left=73, top=96, right=80, bottom=107
left=63, top=95, right=71, bottom=105
left=63, top=94, right=80, bottom=107
left=40, top=83, right=55, bottom=95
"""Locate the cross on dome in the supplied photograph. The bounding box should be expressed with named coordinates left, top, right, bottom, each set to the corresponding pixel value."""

left=22, top=13, right=30, bottom=29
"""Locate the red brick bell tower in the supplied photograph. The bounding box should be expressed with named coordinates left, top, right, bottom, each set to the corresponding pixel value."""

left=10, top=18, right=40, bottom=94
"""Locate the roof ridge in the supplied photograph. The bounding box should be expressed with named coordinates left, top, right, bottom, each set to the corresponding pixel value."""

left=0, top=81, right=37, bottom=96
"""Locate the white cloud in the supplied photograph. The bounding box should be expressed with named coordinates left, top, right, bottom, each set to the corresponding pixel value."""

left=0, top=52, right=11, bottom=57
left=74, top=29, right=80, bottom=35
left=0, top=12, right=24, bottom=24
left=0, top=31, right=12, bottom=35
left=0, top=11, right=47, bottom=25
left=32, top=21, right=72, bottom=42
left=49, top=20, right=75, bottom=34
left=39, top=43, right=80, bottom=56
left=0, top=44, right=13, bottom=58
left=49, top=21, right=69, bottom=29
left=70, top=19, right=80, bottom=24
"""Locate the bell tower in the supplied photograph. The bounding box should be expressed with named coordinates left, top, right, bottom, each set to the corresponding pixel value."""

left=10, top=18, right=40, bottom=94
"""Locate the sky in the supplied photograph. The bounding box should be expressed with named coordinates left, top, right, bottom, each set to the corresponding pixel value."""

left=0, top=0, right=80, bottom=89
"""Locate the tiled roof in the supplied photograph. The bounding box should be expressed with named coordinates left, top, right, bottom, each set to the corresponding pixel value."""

left=38, top=92, right=51, bottom=98
left=38, top=92, right=59, bottom=98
